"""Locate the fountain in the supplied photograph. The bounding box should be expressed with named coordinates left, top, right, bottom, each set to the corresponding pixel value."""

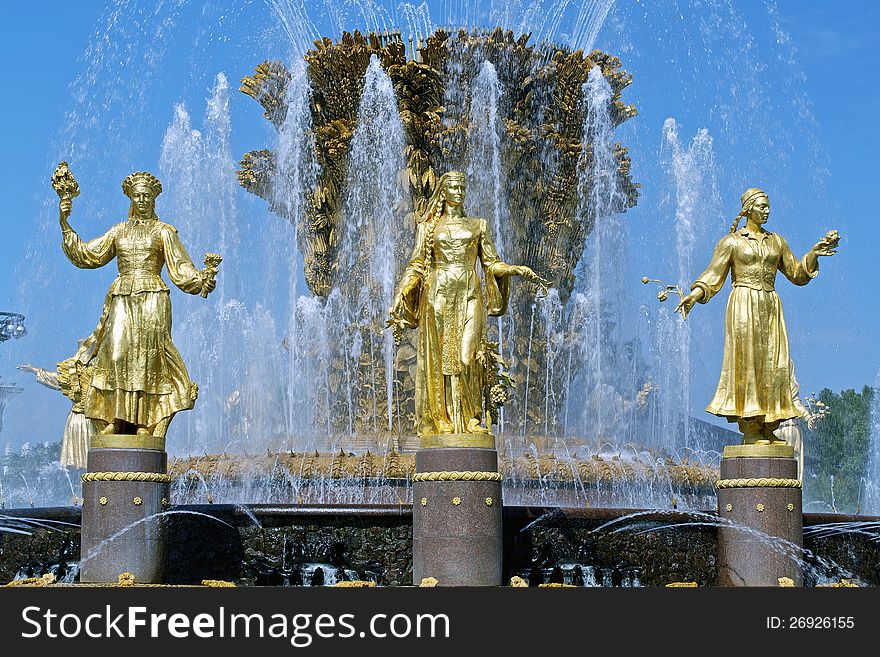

left=0, top=379, right=22, bottom=436
left=0, top=312, right=25, bottom=455
left=862, top=370, right=880, bottom=516
left=1, top=1, right=877, bottom=588
left=237, top=26, right=649, bottom=448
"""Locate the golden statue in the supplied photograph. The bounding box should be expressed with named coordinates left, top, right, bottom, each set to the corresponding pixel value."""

left=388, top=171, right=549, bottom=441
left=675, top=187, right=839, bottom=444
left=52, top=163, right=220, bottom=439
left=17, top=362, right=94, bottom=469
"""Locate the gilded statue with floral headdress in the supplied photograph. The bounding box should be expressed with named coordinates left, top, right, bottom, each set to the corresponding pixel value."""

left=53, top=164, right=221, bottom=439
left=675, top=187, right=839, bottom=444
left=388, top=172, right=549, bottom=441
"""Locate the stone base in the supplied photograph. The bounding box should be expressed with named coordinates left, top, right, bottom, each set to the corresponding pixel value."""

left=412, top=447, right=502, bottom=586
left=80, top=443, right=169, bottom=584
left=419, top=433, right=496, bottom=449
left=716, top=452, right=803, bottom=586
left=722, top=443, right=794, bottom=458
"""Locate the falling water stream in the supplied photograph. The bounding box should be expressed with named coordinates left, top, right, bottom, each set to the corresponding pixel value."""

left=862, top=370, right=880, bottom=515
left=564, top=67, right=627, bottom=443
left=466, top=60, right=509, bottom=433
left=652, top=118, right=718, bottom=453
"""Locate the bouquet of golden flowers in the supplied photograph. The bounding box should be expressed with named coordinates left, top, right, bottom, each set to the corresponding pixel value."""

left=201, top=252, right=223, bottom=298
left=51, top=161, right=80, bottom=200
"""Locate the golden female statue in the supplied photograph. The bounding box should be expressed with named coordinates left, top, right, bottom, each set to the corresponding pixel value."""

left=54, top=166, right=220, bottom=439
left=17, top=362, right=93, bottom=468
left=389, top=172, right=549, bottom=439
left=675, top=188, right=839, bottom=444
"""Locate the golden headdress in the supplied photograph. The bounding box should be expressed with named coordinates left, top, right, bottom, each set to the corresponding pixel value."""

left=122, top=171, right=163, bottom=198
left=740, top=187, right=767, bottom=211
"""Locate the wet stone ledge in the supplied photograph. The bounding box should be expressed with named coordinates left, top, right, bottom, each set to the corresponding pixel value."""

left=0, top=508, right=81, bottom=583
left=503, top=508, right=718, bottom=586
left=2, top=506, right=878, bottom=586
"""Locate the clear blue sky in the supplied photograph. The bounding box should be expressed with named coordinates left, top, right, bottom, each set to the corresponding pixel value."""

left=0, top=1, right=877, bottom=449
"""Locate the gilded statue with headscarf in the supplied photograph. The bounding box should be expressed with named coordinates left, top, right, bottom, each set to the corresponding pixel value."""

left=388, top=172, right=550, bottom=446
left=52, top=164, right=221, bottom=442
left=675, top=187, right=840, bottom=445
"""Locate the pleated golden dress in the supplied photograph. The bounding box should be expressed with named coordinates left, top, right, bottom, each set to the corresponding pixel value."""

left=394, top=216, right=509, bottom=436
left=60, top=217, right=203, bottom=429
left=691, top=227, right=818, bottom=424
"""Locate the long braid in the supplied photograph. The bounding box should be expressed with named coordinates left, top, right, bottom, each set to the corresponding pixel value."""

left=420, top=171, right=465, bottom=271
left=730, top=210, right=746, bottom=233
left=424, top=199, right=445, bottom=269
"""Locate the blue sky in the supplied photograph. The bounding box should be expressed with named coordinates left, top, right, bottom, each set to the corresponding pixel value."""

left=0, top=0, right=878, bottom=449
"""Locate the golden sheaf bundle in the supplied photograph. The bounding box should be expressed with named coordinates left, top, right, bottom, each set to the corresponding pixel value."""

left=51, top=161, right=80, bottom=200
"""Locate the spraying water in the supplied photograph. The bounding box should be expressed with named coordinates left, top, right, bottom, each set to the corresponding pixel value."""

left=158, top=74, right=291, bottom=455
left=651, top=118, right=718, bottom=453
left=336, top=55, right=408, bottom=433
left=467, top=60, right=507, bottom=257
left=272, top=60, right=320, bottom=438
left=863, top=370, right=880, bottom=515
left=466, top=59, right=510, bottom=432
left=566, top=66, right=627, bottom=441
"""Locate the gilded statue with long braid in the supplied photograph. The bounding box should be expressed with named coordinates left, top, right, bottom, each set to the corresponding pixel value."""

left=52, top=163, right=220, bottom=440
left=675, top=188, right=839, bottom=445
left=389, top=172, right=549, bottom=444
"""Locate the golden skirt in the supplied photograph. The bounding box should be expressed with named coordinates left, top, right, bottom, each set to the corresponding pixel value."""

left=82, top=290, right=195, bottom=427
left=706, top=286, right=800, bottom=424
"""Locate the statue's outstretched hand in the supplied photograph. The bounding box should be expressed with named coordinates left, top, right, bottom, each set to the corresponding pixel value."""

left=200, top=253, right=222, bottom=298
left=515, top=265, right=551, bottom=288
left=389, top=276, right=419, bottom=319
left=674, top=293, right=697, bottom=320
left=812, top=230, right=840, bottom=257
left=386, top=295, right=409, bottom=345
left=388, top=287, right=409, bottom=323
left=388, top=293, right=404, bottom=321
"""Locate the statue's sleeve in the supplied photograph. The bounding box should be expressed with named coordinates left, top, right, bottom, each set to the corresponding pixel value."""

left=62, top=224, right=117, bottom=269
left=479, top=218, right=510, bottom=317
left=393, top=221, right=427, bottom=326
left=691, top=234, right=734, bottom=303
left=161, top=225, right=205, bottom=295
left=35, top=367, right=61, bottom=391
left=401, top=220, right=426, bottom=285
left=777, top=234, right=818, bottom=286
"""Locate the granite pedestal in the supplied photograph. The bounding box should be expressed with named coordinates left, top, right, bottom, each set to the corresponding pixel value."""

left=80, top=437, right=170, bottom=583
left=716, top=444, right=803, bottom=586
left=412, top=438, right=502, bottom=586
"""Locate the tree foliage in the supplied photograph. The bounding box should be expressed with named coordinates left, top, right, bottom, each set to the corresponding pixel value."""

left=803, top=386, right=874, bottom=513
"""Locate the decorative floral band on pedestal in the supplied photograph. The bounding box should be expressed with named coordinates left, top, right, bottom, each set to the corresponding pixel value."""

left=412, top=471, right=502, bottom=482
left=82, top=471, right=172, bottom=484
left=714, top=477, right=801, bottom=489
